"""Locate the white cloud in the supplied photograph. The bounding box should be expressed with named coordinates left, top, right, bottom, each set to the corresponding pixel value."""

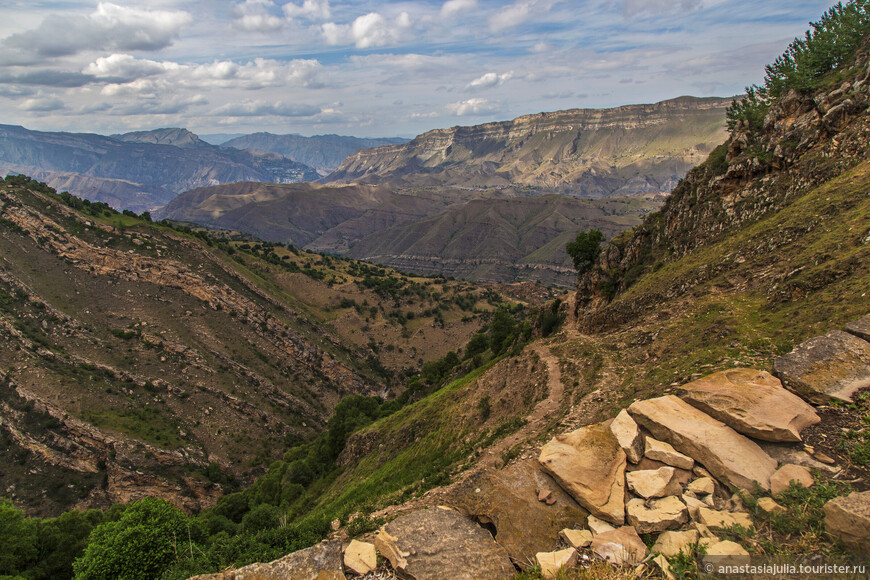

left=489, top=0, right=562, bottom=31
left=623, top=0, right=702, bottom=17
left=322, top=12, right=412, bottom=48
left=19, top=96, right=65, bottom=112
left=213, top=100, right=322, bottom=117
left=283, top=0, right=331, bottom=20
left=466, top=71, right=513, bottom=91
left=83, top=54, right=175, bottom=80
left=441, top=0, right=477, bottom=19
left=445, top=97, right=498, bottom=116
left=232, top=0, right=285, bottom=32
left=2, top=2, right=191, bottom=57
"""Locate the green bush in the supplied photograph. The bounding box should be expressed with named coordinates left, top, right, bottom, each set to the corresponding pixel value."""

left=566, top=229, right=604, bottom=273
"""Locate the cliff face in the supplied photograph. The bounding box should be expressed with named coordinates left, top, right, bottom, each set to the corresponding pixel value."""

left=324, top=96, right=730, bottom=195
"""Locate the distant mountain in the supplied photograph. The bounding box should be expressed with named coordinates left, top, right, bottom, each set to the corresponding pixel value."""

left=324, top=96, right=730, bottom=195
left=0, top=125, right=320, bottom=212
left=221, top=133, right=409, bottom=175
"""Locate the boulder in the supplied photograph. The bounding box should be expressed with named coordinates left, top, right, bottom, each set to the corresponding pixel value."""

left=586, top=515, right=616, bottom=536
left=447, top=459, right=588, bottom=565
left=679, top=369, right=819, bottom=442
left=645, top=437, right=694, bottom=470
left=589, top=526, right=649, bottom=566
left=652, top=530, right=700, bottom=557
left=628, top=396, right=777, bottom=491
left=538, top=423, right=626, bottom=525
left=846, top=315, right=870, bottom=342
left=697, top=508, right=753, bottom=530
left=374, top=508, right=515, bottom=580
left=190, top=540, right=344, bottom=580
left=824, top=491, right=870, bottom=555
left=687, top=477, right=715, bottom=496
left=626, top=496, right=689, bottom=534
left=610, top=409, right=644, bottom=463
left=773, top=330, right=870, bottom=404
left=770, top=464, right=814, bottom=496
left=536, top=548, right=578, bottom=579
left=559, top=528, right=592, bottom=548
left=626, top=467, right=683, bottom=499
left=344, top=540, right=377, bottom=576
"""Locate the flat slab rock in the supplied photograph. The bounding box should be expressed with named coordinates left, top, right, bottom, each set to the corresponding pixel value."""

left=824, top=490, right=870, bottom=555
left=374, top=507, right=515, bottom=580
left=628, top=395, right=777, bottom=491
left=538, top=422, right=626, bottom=525
left=679, top=368, right=819, bottom=442
left=189, top=539, right=343, bottom=580
left=845, top=315, right=870, bottom=342
left=773, top=330, right=870, bottom=404
left=446, top=458, right=588, bottom=565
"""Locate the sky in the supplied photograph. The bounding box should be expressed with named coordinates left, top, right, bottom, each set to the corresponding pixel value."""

left=0, top=0, right=841, bottom=138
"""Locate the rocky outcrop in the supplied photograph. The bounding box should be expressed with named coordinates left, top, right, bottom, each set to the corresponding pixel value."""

left=846, top=316, right=870, bottom=342
left=190, top=540, right=344, bottom=579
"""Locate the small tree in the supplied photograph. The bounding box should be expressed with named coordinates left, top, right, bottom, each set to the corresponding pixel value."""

left=566, top=229, right=604, bottom=273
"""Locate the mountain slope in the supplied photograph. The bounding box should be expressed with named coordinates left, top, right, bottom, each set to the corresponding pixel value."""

left=324, top=96, right=730, bottom=195
left=221, top=133, right=409, bottom=175
left=0, top=126, right=320, bottom=212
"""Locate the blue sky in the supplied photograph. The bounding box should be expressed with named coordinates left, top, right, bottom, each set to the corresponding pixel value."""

left=0, top=0, right=841, bottom=138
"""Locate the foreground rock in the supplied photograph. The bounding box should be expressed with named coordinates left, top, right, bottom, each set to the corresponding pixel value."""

left=538, top=422, right=627, bottom=525
left=770, top=464, right=814, bottom=495
left=590, top=526, right=649, bottom=566
left=626, top=496, right=689, bottom=534
left=679, top=369, right=819, bottom=442
left=374, top=507, right=515, bottom=580
left=344, top=540, right=377, bottom=575
left=628, top=396, right=777, bottom=491
left=536, top=548, right=578, bottom=579
left=190, top=540, right=344, bottom=579
left=824, top=491, right=870, bottom=555
left=610, top=409, right=644, bottom=463
left=845, top=315, right=870, bottom=342
left=626, top=467, right=683, bottom=499
left=652, top=530, right=700, bottom=557
left=773, top=330, right=870, bottom=403
left=447, top=459, right=588, bottom=564
left=645, top=437, right=694, bottom=470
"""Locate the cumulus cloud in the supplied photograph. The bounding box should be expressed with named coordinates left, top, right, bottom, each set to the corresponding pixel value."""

left=83, top=54, right=175, bottom=81
left=19, top=96, right=65, bottom=112
left=232, top=0, right=285, bottom=32
left=0, top=70, right=96, bottom=87
left=466, top=71, right=513, bottom=91
left=441, top=0, right=477, bottom=19
left=322, top=12, right=412, bottom=48
left=2, top=2, right=191, bottom=57
left=489, top=0, right=562, bottom=31
left=283, top=0, right=331, bottom=20
left=213, top=100, right=322, bottom=117
left=623, top=0, right=702, bottom=17
left=445, top=97, right=498, bottom=116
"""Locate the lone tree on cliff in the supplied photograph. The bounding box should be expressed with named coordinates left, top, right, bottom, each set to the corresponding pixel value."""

left=566, top=229, right=604, bottom=273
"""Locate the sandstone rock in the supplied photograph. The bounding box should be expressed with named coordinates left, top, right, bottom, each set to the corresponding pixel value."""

left=682, top=493, right=707, bottom=519
left=374, top=508, right=515, bottom=580
left=645, top=436, right=694, bottom=470
left=824, top=491, right=870, bottom=555
left=770, top=464, right=814, bottom=496
left=846, top=315, right=870, bottom=342
left=610, top=409, right=644, bottom=463
left=758, top=441, right=839, bottom=474
left=586, top=515, right=616, bottom=536
left=692, top=522, right=717, bottom=539
left=559, top=528, right=592, bottom=548
left=535, top=548, right=578, bottom=579
left=538, top=423, right=626, bottom=525
left=653, top=554, right=677, bottom=580
left=626, top=496, right=689, bottom=534
left=702, top=540, right=751, bottom=571
left=697, top=508, right=753, bottom=530
left=679, top=369, right=820, bottom=442
left=757, top=497, right=786, bottom=514
left=629, top=396, right=777, bottom=491
left=773, top=330, right=870, bottom=404
left=687, top=477, right=715, bottom=496
left=343, top=540, right=376, bottom=576
left=190, top=540, right=344, bottom=579
left=589, top=526, right=649, bottom=566
left=626, top=467, right=683, bottom=499
left=447, top=459, right=588, bottom=565
left=652, top=530, right=700, bottom=557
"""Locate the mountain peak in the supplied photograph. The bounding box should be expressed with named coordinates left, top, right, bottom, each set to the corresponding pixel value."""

left=112, top=127, right=210, bottom=149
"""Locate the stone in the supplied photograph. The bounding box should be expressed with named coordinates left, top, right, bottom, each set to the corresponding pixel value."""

left=374, top=508, right=515, bottom=580
left=537, top=489, right=551, bottom=502
left=757, top=497, right=786, bottom=514
left=758, top=441, right=839, bottom=474
left=653, top=555, right=676, bottom=580
left=652, top=530, right=700, bottom=557
left=702, top=540, right=751, bottom=571
left=770, top=464, right=814, bottom=496
left=679, top=368, right=820, bottom=442
left=846, top=315, right=870, bottom=342
left=697, top=508, right=753, bottom=530
left=626, top=496, right=689, bottom=534
left=344, top=540, right=377, bottom=576
left=536, top=548, right=578, bottom=579
left=773, top=330, right=870, bottom=404
left=559, top=528, right=592, bottom=548
left=645, top=437, right=694, bottom=470
left=538, top=422, right=626, bottom=525
left=626, top=466, right=683, bottom=499
left=610, top=409, right=644, bottom=463
left=447, top=459, right=589, bottom=565
left=682, top=493, right=707, bottom=519
left=190, top=540, right=344, bottom=579
left=687, top=477, right=715, bottom=496
left=586, top=515, right=616, bottom=536
left=589, top=526, right=649, bottom=566
left=824, top=491, right=870, bottom=555
left=629, top=396, right=778, bottom=491
left=692, top=522, right=718, bottom=539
